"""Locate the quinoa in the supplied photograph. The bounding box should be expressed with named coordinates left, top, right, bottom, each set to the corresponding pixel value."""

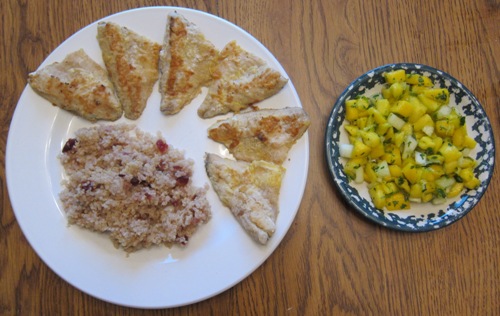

left=59, top=123, right=211, bottom=252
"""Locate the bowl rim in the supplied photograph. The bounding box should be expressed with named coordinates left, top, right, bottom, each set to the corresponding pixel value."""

left=325, top=62, right=496, bottom=232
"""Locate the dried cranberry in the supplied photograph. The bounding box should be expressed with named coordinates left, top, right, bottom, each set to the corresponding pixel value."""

left=176, top=176, right=189, bottom=186
left=156, top=139, right=168, bottom=153
left=140, top=180, right=151, bottom=187
left=62, top=138, right=77, bottom=153
left=130, top=176, right=140, bottom=186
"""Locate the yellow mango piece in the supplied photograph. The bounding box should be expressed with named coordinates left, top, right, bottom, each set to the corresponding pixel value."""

left=352, top=140, right=371, bottom=158
left=369, top=143, right=385, bottom=159
left=407, top=96, right=428, bottom=123
left=368, top=107, right=387, bottom=125
left=428, top=164, right=445, bottom=177
left=344, top=124, right=359, bottom=136
left=459, top=157, right=476, bottom=169
left=411, top=85, right=429, bottom=95
left=389, top=82, right=406, bottom=99
left=360, top=131, right=381, bottom=148
left=382, top=147, right=402, bottom=166
left=397, top=176, right=411, bottom=193
left=444, top=161, right=459, bottom=174
left=418, top=136, right=435, bottom=152
left=439, top=142, right=462, bottom=162
left=405, top=74, right=433, bottom=87
left=389, top=165, right=403, bottom=178
left=402, top=163, right=422, bottom=184
left=375, top=123, right=391, bottom=137
left=345, top=100, right=359, bottom=121
left=435, top=119, right=455, bottom=137
left=381, top=87, right=393, bottom=102
left=458, top=168, right=475, bottom=182
left=418, top=94, right=441, bottom=113
left=422, top=192, right=434, bottom=203
left=364, top=162, right=378, bottom=183
left=376, top=99, right=391, bottom=116
left=344, top=158, right=366, bottom=179
left=386, top=192, right=410, bottom=210
left=382, top=182, right=399, bottom=195
left=400, top=123, right=414, bottom=136
left=346, top=98, right=370, bottom=121
left=391, top=100, right=413, bottom=118
left=448, top=109, right=463, bottom=129
left=414, top=114, right=434, bottom=132
left=384, top=69, right=406, bottom=83
left=369, top=185, right=386, bottom=209
left=447, top=182, right=464, bottom=198
left=424, top=88, right=450, bottom=104
left=410, top=183, right=423, bottom=199
left=356, top=117, right=368, bottom=129
left=394, top=132, right=406, bottom=148
left=452, top=125, right=467, bottom=148
left=432, top=136, right=444, bottom=153
left=356, top=98, right=370, bottom=112
left=421, top=167, right=439, bottom=182
left=463, top=136, right=477, bottom=149
left=464, top=177, right=480, bottom=190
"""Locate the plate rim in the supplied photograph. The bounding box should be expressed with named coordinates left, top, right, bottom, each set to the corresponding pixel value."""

left=325, top=62, right=496, bottom=232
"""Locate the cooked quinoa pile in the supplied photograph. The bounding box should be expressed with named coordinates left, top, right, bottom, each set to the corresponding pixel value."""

left=59, top=124, right=211, bottom=252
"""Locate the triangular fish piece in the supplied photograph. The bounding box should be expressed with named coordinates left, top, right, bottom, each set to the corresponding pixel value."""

left=198, top=41, right=288, bottom=118
left=208, top=107, right=310, bottom=164
left=97, top=21, right=161, bottom=119
left=205, top=153, right=285, bottom=244
left=28, top=49, right=122, bottom=122
left=159, top=12, right=219, bottom=115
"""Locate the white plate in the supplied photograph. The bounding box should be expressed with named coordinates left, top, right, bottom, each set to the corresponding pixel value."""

left=6, top=7, right=309, bottom=308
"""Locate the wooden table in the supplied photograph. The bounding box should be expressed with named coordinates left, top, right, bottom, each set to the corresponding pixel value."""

left=1, top=1, right=499, bottom=314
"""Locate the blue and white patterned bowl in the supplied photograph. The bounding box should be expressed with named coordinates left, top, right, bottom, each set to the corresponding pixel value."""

left=325, top=63, right=495, bottom=232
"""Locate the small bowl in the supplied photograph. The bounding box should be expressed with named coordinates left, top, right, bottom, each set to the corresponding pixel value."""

left=325, top=63, right=495, bottom=232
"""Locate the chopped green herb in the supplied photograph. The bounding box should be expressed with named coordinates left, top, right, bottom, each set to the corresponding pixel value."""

left=460, top=116, right=466, bottom=126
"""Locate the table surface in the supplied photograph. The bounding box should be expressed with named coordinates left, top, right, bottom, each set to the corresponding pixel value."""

left=1, top=0, right=499, bottom=315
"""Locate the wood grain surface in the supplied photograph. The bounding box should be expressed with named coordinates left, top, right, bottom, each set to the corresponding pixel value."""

left=1, top=0, right=499, bottom=315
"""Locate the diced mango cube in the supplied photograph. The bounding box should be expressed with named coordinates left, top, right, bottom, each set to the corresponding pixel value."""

left=435, top=119, right=455, bottom=137
left=344, top=124, right=359, bottom=136
left=352, top=140, right=371, bottom=158
left=376, top=99, right=391, bottom=116
left=407, top=96, right=428, bottom=123
left=424, top=88, right=449, bottom=104
left=384, top=69, right=406, bottom=83
left=360, top=131, right=381, bottom=148
left=414, top=114, right=434, bottom=132
left=463, top=136, right=477, bottom=149
left=369, top=185, right=386, bottom=209
left=386, top=192, right=410, bottom=210
left=447, top=182, right=464, bottom=198
left=405, top=74, right=433, bottom=87
left=439, top=142, right=462, bottom=162
left=418, top=94, right=441, bottom=113
left=391, top=100, right=413, bottom=118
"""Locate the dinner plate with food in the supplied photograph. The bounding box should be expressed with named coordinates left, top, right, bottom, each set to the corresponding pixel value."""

left=325, top=63, right=495, bottom=231
left=6, top=7, right=310, bottom=308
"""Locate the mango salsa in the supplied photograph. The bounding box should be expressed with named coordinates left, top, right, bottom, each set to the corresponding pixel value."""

left=340, top=69, right=480, bottom=211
